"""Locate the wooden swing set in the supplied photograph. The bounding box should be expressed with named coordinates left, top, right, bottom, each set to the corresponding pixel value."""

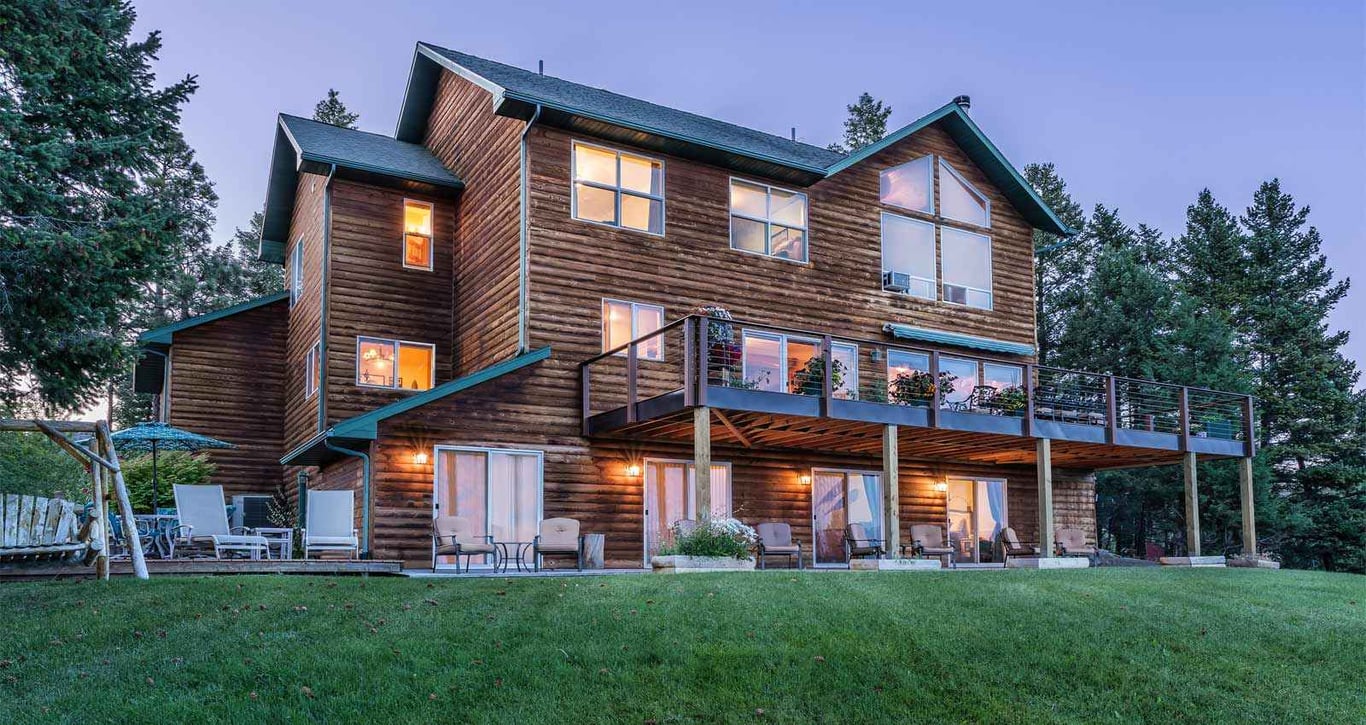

left=0, top=419, right=147, bottom=579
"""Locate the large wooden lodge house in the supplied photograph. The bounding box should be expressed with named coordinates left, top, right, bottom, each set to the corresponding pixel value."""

left=135, top=43, right=1258, bottom=568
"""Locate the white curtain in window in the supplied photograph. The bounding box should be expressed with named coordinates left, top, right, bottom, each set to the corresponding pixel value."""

left=487, top=452, right=540, bottom=544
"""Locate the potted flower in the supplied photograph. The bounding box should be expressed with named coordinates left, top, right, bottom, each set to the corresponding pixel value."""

left=652, top=517, right=758, bottom=572
left=994, top=385, right=1028, bottom=416
left=790, top=356, right=846, bottom=397
left=888, top=370, right=956, bottom=407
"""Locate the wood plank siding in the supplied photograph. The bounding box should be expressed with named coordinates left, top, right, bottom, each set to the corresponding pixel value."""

left=167, top=299, right=287, bottom=497
left=283, top=173, right=327, bottom=452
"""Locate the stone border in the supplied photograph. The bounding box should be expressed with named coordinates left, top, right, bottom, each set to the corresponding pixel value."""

left=1227, top=555, right=1281, bottom=569
left=1158, top=555, right=1228, bottom=567
left=651, top=555, right=756, bottom=573
left=849, top=558, right=943, bottom=571
left=1005, top=556, right=1090, bottom=569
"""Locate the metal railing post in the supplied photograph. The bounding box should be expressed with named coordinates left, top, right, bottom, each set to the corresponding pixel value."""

left=820, top=334, right=834, bottom=417
left=1105, top=375, right=1118, bottom=444
left=928, top=350, right=941, bottom=428
left=683, top=318, right=695, bottom=407
left=1178, top=386, right=1191, bottom=452
left=626, top=342, right=638, bottom=424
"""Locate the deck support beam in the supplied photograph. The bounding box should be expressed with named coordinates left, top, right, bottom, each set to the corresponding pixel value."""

left=882, top=425, right=899, bottom=556
left=694, top=406, right=712, bottom=519
left=1239, top=456, right=1256, bottom=556
left=1036, top=438, right=1054, bottom=557
left=1183, top=451, right=1201, bottom=556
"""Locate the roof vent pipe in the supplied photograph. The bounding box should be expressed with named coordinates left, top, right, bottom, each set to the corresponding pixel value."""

left=538, top=59, right=544, bottom=75
left=953, top=95, right=971, bottom=113
left=790, top=127, right=796, bottom=141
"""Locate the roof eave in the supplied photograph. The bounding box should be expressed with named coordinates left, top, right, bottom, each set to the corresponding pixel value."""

left=137, top=291, right=290, bottom=345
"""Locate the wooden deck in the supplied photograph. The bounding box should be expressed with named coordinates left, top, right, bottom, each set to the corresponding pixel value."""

left=0, top=558, right=404, bottom=582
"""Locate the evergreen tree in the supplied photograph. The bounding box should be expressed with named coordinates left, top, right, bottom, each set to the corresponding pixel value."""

left=227, top=212, right=285, bottom=298
left=1023, top=163, right=1087, bottom=366
left=0, top=0, right=201, bottom=413
left=1173, top=189, right=1246, bottom=317
left=313, top=88, right=358, bottom=129
left=827, top=93, right=891, bottom=153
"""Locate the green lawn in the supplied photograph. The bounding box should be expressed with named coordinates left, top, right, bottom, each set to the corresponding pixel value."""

left=1, top=569, right=1362, bottom=724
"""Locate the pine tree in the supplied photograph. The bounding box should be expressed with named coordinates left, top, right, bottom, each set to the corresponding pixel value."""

left=229, top=212, right=285, bottom=298
left=827, top=93, right=891, bottom=153
left=1023, top=163, right=1087, bottom=365
left=313, top=88, right=358, bottom=129
left=1172, top=189, right=1246, bottom=317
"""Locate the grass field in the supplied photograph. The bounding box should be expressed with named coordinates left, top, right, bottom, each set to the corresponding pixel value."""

left=1, top=568, right=1362, bottom=724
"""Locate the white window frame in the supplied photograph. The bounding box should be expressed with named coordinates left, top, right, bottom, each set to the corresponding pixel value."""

left=938, top=159, right=992, bottom=228
left=289, top=238, right=303, bottom=308
left=354, top=336, right=436, bottom=391
left=940, top=226, right=994, bottom=311
left=401, top=198, right=435, bottom=272
left=570, top=140, right=666, bottom=236
left=880, top=212, right=938, bottom=301
left=727, top=177, right=810, bottom=264
left=740, top=330, right=856, bottom=396
left=432, top=446, right=544, bottom=571
left=601, top=298, right=665, bottom=361
left=304, top=339, right=320, bottom=400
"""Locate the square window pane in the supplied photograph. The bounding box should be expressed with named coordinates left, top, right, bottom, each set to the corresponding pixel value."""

left=404, top=201, right=433, bottom=235
left=966, top=289, right=992, bottom=310
left=404, top=233, right=431, bottom=268
left=769, top=225, right=806, bottom=261
left=887, top=350, right=930, bottom=380
left=358, top=339, right=395, bottom=387
left=636, top=305, right=665, bottom=360
left=574, top=183, right=616, bottom=225
left=944, top=284, right=968, bottom=305
left=941, top=227, right=992, bottom=292
left=940, top=357, right=979, bottom=405
left=729, top=180, right=767, bottom=219
left=398, top=343, right=433, bottom=391
left=621, top=194, right=662, bottom=234
left=881, top=213, right=936, bottom=286
left=574, top=144, right=617, bottom=185
left=983, top=363, right=1022, bottom=390
left=880, top=157, right=934, bottom=213
left=731, top=216, right=766, bottom=253
left=770, top=189, right=806, bottom=227
left=619, top=154, right=661, bottom=196
left=742, top=333, right=782, bottom=392
left=603, top=300, right=633, bottom=352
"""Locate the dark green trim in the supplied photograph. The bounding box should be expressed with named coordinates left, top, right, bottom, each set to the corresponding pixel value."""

left=882, top=323, right=1036, bottom=357
left=137, top=291, right=289, bottom=345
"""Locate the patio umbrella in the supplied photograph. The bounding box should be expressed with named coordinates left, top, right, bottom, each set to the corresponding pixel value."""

left=109, top=422, right=234, bottom=512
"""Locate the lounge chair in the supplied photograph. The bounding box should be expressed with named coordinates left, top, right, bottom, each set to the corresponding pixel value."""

left=755, top=522, right=803, bottom=569
left=906, top=524, right=955, bottom=567
left=533, top=517, right=583, bottom=571
left=169, top=484, right=268, bottom=560
left=302, top=489, right=359, bottom=559
left=1055, top=527, right=1098, bottom=559
left=997, top=526, right=1039, bottom=563
left=843, top=523, right=885, bottom=562
left=432, top=516, right=496, bottom=573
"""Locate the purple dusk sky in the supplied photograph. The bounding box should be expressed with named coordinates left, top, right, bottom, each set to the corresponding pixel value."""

left=132, top=0, right=1366, bottom=365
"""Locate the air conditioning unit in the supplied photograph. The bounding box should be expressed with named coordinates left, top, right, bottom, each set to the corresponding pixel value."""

left=231, top=495, right=275, bottom=530
left=883, top=271, right=911, bottom=293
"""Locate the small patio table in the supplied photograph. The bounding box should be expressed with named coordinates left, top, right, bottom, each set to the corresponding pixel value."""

left=496, top=541, right=534, bottom=573
left=253, top=527, right=295, bottom=560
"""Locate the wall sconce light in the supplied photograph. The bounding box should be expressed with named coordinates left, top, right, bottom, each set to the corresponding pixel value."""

left=933, top=482, right=948, bottom=493
left=625, top=463, right=642, bottom=477
left=413, top=450, right=429, bottom=466
left=799, top=474, right=811, bottom=486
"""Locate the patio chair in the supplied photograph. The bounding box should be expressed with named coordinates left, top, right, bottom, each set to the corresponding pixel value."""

left=755, top=522, right=803, bottom=569
left=169, top=484, right=268, bottom=560
left=997, top=526, right=1039, bottom=563
left=302, top=489, right=359, bottom=560
left=843, top=523, right=884, bottom=561
left=532, top=517, right=583, bottom=572
left=432, top=516, right=496, bottom=573
left=1055, top=527, right=1098, bottom=559
left=906, top=524, right=955, bottom=567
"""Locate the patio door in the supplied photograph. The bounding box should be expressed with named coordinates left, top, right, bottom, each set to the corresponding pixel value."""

left=642, top=459, right=731, bottom=563
left=811, top=469, right=882, bottom=566
left=945, top=478, right=1007, bottom=563
left=433, top=447, right=543, bottom=570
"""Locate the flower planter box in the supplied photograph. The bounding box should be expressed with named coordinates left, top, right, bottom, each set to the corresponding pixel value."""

left=1005, top=556, right=1090, bottom=569
left=848, top=558, right=942, bottom=571
left=651, top=555, right=756, bottom=573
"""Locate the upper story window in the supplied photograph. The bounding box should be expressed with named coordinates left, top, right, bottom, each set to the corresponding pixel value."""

left=289, top=238, right=303, bottom=307
left=729, top=179, right=808, bottom=263
left=880, top=213, right=936, bottom=301
left=304, top=340, right=320, bottom=399
left=879, top=156, right=933, bottom=214
left=602, top=299, right=665, bottom=361
left=941, top=227, right=992, bottom=309
left=403, top=199, right=434, bottom=270
left=939, top=160, right=990, bottom=227
left=572, top=142, right=664, bottom=235
left=356, top=336, right=434, bottom=391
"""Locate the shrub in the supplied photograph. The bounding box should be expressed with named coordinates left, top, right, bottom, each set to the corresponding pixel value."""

left=658, top=517, right=758, bottom=560
left=121, top=451, right=216, bottom=512
left=0, top=432, right=89, bottom=499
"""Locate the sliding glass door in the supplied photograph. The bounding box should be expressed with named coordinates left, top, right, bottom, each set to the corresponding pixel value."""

left=945, top=478, right=1007, bottom=563
left=433, top=447, right=542, bottom=569
left=643, top=459, right=731, bottom=563
left=811, top=469, right=882, bottom=566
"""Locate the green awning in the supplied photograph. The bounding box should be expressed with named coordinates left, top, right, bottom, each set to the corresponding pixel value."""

left=882, top=323, right=1035, bottom=357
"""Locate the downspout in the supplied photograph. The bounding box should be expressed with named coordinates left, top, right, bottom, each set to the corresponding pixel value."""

left=317, top=164, right=338, bottom=431
left=517, top=104, right=542, bottom=352
left=324, top=438, right=371, bottom=558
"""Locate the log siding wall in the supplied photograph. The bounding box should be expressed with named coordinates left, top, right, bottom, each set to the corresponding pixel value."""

left=283, top=174, right=327, bottom=452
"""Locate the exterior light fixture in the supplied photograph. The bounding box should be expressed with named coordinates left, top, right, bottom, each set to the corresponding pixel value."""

left=934, top=482, right=948, bottom=493
left=799, top=474, right=812, bottom=486
left=413, top=450, right=429, bottom=466
left=626, top=463, right=642, bottom=477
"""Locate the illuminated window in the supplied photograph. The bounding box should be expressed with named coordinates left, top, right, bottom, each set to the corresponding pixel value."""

left=729, top=179, right=808, bottom=262
left=880, top=156, right=933, bottom=214
left=602, top=299, right=664, bottom=361
left=402, top=200, right=434, bottom=270
left=741, top=331, right=856, bottom=397
left=356, top=337, right=434, bottom=391
left=939, top=160, right=990, bottom=227
left=289, top=238, right=303, bottom=307
left=304, top=340, right=320, bottom=399
left=572, top=142, right=664, bottom=234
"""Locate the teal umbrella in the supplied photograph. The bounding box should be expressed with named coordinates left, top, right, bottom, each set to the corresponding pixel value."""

left=110, top=422, right=234, bottom=512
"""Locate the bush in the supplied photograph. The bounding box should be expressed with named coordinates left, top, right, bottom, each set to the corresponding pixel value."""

left=658, top=517, right=757, bottom=560
left=121, top=451, right=216, bottom=512
left=0, top=432, right=89, bottom=499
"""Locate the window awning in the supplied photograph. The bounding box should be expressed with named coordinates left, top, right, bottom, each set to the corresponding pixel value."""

left=882, top=323, right=1035, bottom=357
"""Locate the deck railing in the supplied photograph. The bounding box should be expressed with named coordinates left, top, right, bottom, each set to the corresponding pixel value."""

left=580, top=315, right=1255, bottom=456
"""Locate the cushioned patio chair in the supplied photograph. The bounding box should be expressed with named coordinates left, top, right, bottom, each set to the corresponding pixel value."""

left=997, top=526, right=1040, bottom=563
left=1055, top=527, right=1098, bottom=559
left=432, top=516, right=496, bottom=573
left=169, top=484, right=268, bottom=560
left=843, top=523, right=884, bottom=562
left=302, top=489, right=359, bottom=560
left=755, top=522, right=802, bottom=569
left=532, top=517, right=583, bottom=572
left=906, top=524, right=955, bottom=567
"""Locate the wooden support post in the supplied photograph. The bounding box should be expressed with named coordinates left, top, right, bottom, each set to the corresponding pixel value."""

left=694, top=406, right=712, bottom=520
left=1242, top=395, right=1256, bottom=458
left=882, top=425, right=899, bottom=556
left=1036, top=438, right=1054, bottom=556
left=1183, top=451, right=1201, bottom=557
left=96, top=421, right=148, bottom=580
left=1239, top=456, right=1256, bottom=556
left=91, top=445, right=109, bottom=580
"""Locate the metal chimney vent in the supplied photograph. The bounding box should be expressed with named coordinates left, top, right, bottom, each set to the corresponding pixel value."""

left=953, top=95, right=971, bottom=113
